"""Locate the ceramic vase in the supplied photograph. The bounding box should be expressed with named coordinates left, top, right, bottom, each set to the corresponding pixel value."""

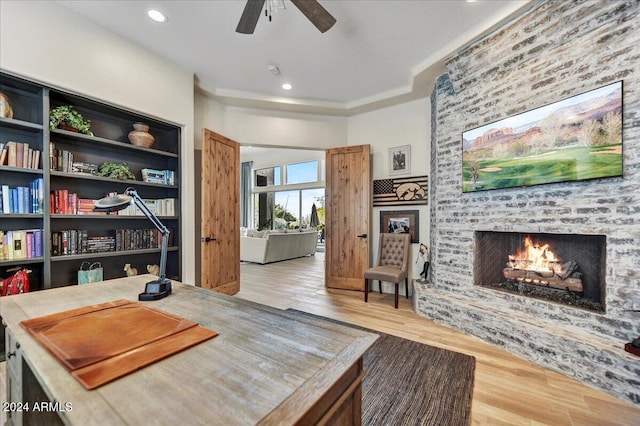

left=128, top=122, right=155, bottom=148
left=0, top=92, right=14, bottom=119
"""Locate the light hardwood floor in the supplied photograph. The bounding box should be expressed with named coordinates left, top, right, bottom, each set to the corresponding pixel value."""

left=1, top=253, right=637, bottom=425
left=236, top=252, right=640, bottom=426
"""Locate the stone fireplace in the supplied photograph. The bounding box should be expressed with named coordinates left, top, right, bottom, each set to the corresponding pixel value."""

left=474, top=231, right=606, bottom=312
left=414, top=0, right=640, bottom=406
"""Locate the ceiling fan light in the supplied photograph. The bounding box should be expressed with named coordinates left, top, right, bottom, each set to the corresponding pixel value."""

left=282, top=83, right=292, bottom=90
left=148, top=10, right=168, bottom=23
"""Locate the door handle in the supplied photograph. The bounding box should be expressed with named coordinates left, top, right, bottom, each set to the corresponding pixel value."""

left=357, top=234, right=367, bottom=238
left=202, top=237, right=217, bottom=242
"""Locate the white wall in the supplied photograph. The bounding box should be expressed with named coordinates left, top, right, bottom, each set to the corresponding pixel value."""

left=222, top=106, right=348, bottom=148
left=194, top=90, right=225, bottom=150
left=0, top=0, right=197, bottom=284
left=348, top=98, right=431, bottom=287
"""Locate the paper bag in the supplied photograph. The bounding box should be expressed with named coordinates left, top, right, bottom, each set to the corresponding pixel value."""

left=78, top=262, right=103, bottom=285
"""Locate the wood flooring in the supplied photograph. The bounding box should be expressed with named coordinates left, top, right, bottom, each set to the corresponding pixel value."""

left=2, top=252, right=637, bottom=425
left=237, top=253, right=640, bottom=426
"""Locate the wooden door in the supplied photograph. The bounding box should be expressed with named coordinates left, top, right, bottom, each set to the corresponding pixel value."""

left=325, top=145, right=371, bottom=290
left=201, top=129, right=240, bottom=294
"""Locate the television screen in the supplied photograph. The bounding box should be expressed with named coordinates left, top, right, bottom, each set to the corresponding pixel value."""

left=462, top=81, right=623, bottom=193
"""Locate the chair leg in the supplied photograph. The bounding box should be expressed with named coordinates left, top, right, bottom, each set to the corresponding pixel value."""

left=378, top=280, right=382, bottom=294
left=364, top=278, right=369, bottom=303
left=405, top=277, right=409, bottom=299
left=394, top=283, right=399, bottom=309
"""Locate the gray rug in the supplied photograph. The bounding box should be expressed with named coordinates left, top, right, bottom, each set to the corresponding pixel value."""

left=286, top=309, right=475, bottom=426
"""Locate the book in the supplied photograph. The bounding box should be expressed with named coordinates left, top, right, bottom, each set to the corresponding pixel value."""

left=7, top=141, right=17, bottom=167
left=1, top=185, right=9, bottom=214
left=32, top=149, right=40, bottom=169
left=16, top=142, right=24, bottom=168
left=0, top=145, right=7, bottom=165
left=13, top=231, right=24, bottom=259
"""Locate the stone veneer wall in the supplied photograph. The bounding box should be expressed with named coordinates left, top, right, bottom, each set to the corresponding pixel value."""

left=418, top=0, right=640, bottom=404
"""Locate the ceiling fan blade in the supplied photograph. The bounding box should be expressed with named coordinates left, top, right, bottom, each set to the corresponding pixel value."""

left=290, top=0, right=336, bottom=33
left=236, top=0, right=266, bottom=34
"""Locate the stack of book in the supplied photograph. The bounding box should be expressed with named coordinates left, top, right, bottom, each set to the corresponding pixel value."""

left=50, top=189, right=78, bottom=214
left=0, top=229, right=44, bottom=260
left=141, top=168, right=175, bottom=185
left=51, top=229, right=91, bottom=256
left=77, top=198, right=107, bottom=215
left=0, top=142, right=41, bottom=169
left=49, top=142, right=75, bottom=172
left=113, top=228, right=174, bottom=252
left=117, top=198, right=176, bottom=216
left=0, top=178, right=45, bottom=214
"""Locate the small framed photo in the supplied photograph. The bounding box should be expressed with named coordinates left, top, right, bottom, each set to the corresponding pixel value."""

left=379, top=210, right=419, bottom=243
left=389, top=145, right=410, bottom=175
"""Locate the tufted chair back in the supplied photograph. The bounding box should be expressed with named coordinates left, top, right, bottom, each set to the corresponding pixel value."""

left=376, top=233, right=410, bottom=272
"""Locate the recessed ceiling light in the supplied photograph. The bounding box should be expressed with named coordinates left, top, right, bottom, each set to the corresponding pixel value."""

left=282, top=83, right=292, bottom=90
left=148, top=10, right=167, bottom=23
left=467, top=0, right=478, bottom=3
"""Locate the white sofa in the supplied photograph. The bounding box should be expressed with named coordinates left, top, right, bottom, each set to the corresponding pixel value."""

left=241, top=230, right=318, bottom=264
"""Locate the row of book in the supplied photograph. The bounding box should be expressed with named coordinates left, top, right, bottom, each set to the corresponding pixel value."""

left=0, top=179, right=45, bottom=214
left=0, top=141, right=41, bottom=169
left=49, top=143, right=75, bottom=173
left=51, top=228, right=174, bottom=256
left=142, top=168, right=176, bottom=185
left=49, top=189, right=177, bottom=216
left=117, top=198, right=176, bottom=216
left=0, top=229, right=44, bottom=260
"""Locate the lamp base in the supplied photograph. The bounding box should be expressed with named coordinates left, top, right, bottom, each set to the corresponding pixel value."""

left=138, top=278, right=172, bottom=301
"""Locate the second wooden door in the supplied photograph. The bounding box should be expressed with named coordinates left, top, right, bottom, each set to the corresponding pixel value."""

left=201, top=129, right=240, bottom=294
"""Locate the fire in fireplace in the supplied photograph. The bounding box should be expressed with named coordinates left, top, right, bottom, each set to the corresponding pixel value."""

left=503, top=236, right=583, bottom=293
left=474, top=231, right=605, bottom=312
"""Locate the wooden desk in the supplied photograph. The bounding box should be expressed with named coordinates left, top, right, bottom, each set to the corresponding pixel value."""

left=1, top=276, right=377, bottom=425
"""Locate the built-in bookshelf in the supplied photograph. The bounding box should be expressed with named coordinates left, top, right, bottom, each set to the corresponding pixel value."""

left=0, top=71, right=181, bottom=290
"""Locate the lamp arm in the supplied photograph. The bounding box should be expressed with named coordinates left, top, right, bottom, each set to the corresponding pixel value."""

left=125, top=188, right=170, bottom=279
left=126, top=189, right=170, bottom=235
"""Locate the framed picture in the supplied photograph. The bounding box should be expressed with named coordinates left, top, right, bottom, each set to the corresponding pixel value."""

left=389, top=145, right=411, bottom=175
left=379, top=210, right=419, bottom=243
left=462, top=80, right=623, bottom=192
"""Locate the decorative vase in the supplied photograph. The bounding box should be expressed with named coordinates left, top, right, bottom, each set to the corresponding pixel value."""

left=0, top=92, right=14, bottom=119
left=128, top=122, right=155, bottom=148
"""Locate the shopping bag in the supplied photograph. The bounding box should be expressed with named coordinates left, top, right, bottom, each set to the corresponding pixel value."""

left=78, top=262, right=103, bottom=285
left=1, top=268, right=31, bottom=296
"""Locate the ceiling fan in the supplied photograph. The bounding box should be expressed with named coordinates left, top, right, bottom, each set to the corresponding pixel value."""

left=236, top=0, right=336, bottom=34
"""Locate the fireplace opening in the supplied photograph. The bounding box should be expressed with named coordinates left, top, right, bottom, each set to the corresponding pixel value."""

left=474, top=231, right=606, bottom=313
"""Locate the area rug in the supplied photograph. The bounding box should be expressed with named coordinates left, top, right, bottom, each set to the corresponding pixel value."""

left=286, top=309, right=476, bottom=426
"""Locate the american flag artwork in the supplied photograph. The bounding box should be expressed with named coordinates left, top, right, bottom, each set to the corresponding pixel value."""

left=373, top=175, right=428, bottom=206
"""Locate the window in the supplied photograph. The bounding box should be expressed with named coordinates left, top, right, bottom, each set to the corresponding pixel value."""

left=286, top=161, right=318, bottom=184
left=255, top=166, right=281, bottom=187
left=250, top=158, right=324, bottom=230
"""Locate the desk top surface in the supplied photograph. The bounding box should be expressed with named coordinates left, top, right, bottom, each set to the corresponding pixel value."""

left=1, top=276, right=376, bottom=425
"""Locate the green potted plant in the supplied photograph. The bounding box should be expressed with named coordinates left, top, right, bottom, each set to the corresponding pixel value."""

left=49, top=105, right=93, bottom=135
left=96, top=161, right=136, bottom=181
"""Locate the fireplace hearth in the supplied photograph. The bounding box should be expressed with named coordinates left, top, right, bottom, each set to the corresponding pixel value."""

left=474, top=231, right=606, bottom=312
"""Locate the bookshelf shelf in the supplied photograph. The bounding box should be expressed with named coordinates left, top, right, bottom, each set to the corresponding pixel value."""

left=51, top=214, right=178, bottom=220
left=50, top=128, right=179, bottom=158
left=0, top=257, right=45, bottom=267
left=0, top=117, right=43, bottom=132
left=0, top=165, right=43, bottom=175
left=49, top=171, right=178, bottom=188
left=50, top=246, right=178, bottom=262
left=1, top=70, right=181, bottom=291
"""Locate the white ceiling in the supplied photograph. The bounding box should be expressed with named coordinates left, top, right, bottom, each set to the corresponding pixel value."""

left=56, top=0, right=531, bottom=115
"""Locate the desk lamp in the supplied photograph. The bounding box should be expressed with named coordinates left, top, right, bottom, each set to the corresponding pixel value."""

left=94, top=187, right=172, bottom=301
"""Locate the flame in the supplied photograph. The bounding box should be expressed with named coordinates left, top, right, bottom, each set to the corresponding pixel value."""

left=508, top=236, right=562, bottom=272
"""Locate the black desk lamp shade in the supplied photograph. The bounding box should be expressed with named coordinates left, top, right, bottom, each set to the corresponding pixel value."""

left=94, top=188, right=172, bottom=301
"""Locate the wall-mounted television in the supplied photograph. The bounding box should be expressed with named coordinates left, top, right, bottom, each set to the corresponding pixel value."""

left=462, top=80, right=623, bottom=193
